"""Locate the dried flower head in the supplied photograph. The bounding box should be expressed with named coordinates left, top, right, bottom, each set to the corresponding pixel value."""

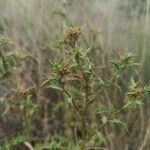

left=15, top=84, right=27, bottom=97
left=65, top=26, right=81, bottom=47
left=59, top=64, right=70, bottom=76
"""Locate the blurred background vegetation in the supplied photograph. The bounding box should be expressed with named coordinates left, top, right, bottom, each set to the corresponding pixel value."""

left=0, top=0, right=150, bottom=149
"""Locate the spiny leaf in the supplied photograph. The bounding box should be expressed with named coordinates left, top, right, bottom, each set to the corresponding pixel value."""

left=101, top=116, right=108, bottom=124
left=97, top=77, right=105, bottom=86
left=97, top=106, right=116, bottom=114
left=111, top=118, right=128, bottom=131
left=67, top=97, right=73, bottom=105
left=142, top=86, right=150, bottom=94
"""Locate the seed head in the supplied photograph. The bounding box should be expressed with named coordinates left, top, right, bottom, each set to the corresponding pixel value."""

left=65, top=26, right=81, bottom=47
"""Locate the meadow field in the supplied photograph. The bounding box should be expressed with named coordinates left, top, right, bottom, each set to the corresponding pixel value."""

left=0, top=0, right=150, bottom=149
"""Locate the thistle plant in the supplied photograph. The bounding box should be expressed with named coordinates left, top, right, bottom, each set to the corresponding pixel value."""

left=44, top=26, right=150, bottom=148
left=0, top=37, right=36, bottom=149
